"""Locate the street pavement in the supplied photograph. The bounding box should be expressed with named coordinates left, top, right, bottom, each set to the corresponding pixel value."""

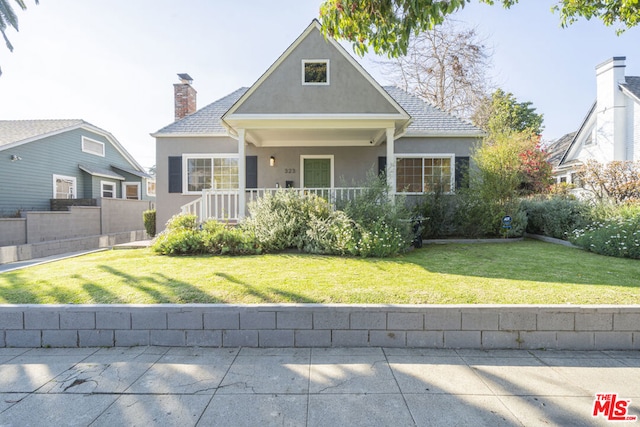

left=0, top=346, right=638, bottom=426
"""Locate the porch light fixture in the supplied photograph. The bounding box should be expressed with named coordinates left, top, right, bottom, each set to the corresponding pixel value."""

left=10, top=154, right=22, bottom=162
left=269, top=156, right=275, bottom=167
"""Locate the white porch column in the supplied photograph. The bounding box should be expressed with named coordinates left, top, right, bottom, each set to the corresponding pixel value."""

left=238, top=128, right=246, bottom=220
left=386, top=127, right=396, bottom=195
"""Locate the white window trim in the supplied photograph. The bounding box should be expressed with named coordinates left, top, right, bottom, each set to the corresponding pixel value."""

left=300, top=155, right=335, bottom=188
left=146, top=179, right=156, bottom=197
left=101, top=180, right=116, bottom=198
left=81, top=136, right=105, bottom=157
left=122, top=182, right=141, bottom=200
left=52, top=174, right=77, bottom=199
left=182, top=153, right=239, bottom=195
left=302, top=59, right=330, bottom=86
left=395, top=153, right=455, bottom=194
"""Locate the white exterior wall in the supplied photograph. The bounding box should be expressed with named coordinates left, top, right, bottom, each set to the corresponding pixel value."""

left=595, top=57, right=627, bottom=162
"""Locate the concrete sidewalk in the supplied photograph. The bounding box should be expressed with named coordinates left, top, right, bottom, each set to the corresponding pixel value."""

left=0, top=347, right=638, bottom=426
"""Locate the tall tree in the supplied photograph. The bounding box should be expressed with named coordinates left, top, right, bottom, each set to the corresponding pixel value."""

left=0, top=0, right=38, bottom=76
left=473, top=88, right=544, bottom=135
left=379, top=19, right=492, bottom=119
left=319, top=0, right=639, bottom=57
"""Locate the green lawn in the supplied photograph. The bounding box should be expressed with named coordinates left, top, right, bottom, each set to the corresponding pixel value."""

left=1, top=240, right=639, bottom=304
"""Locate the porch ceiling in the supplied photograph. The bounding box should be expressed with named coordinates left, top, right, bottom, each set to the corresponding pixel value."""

left=223, top=115, right=411, bottom=147
left=245, top=127, right=387, bottom=147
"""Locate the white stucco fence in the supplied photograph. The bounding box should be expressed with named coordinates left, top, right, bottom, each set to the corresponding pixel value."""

left=1, top=304, right=638, bottom=350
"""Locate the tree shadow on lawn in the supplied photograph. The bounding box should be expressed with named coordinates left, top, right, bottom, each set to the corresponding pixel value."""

left=401, top=241, right=640, bottom=288
left=214, top=272, right=319, bottom=303
left=96, top=265, right=226, bottom=303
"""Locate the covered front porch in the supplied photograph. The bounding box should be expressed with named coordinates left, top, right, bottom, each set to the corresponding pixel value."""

left=180, top=108, right=409, bottom=222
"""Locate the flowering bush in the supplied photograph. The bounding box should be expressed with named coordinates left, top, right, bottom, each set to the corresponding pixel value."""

left=571, top=215, right=640, bottom=259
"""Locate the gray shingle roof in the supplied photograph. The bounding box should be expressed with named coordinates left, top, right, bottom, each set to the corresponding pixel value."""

left=621, top=76, right=640, bottom=100
left=382, top=86, right=483, bottom=136
left=78, top=164, right=125, bottom=180
left=0, top=119, right=84, bottom=147
left=154, top=88, right=248, bottom=135
left=111, top=164, right=152, bottom=179
left=546, top=132, right=576, bottom=168
left=154, top=86, right=483, bottom=137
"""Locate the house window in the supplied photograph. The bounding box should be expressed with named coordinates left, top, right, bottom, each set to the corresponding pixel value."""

left=53, top=174, right=77, bottom=199
left=146, top=180, right=156, bottom=197
left=122, top=182, right=141, bottom=200
left=184, top=155, right=239, bottom=193
left=559, top=176, right=567, bottom=183
left=396, top=156, right=454, bottom=193
left=302, top=60, right=329, bottom=85
left=101, top=181, right=116, bottom=198
left=82, top=137, right=105, bottom=157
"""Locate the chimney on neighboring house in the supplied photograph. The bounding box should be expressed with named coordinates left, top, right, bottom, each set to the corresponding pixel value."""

left=174, top=73, right=197, bottom=121
left=595, top=57, right=627, bottom=161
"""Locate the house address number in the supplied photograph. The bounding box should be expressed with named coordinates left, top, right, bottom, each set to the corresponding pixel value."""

left=284, top=168, right=296, bottom=174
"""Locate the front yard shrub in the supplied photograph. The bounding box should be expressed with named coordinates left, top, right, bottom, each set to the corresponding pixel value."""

left=242, top=190, right=332, bottom=252
left=521, top=196, right=593, bottom=240
left=415, top=190, right=460, bottom=238
left=338, top=172, right=413, bottom=253
left=152, top=216, right=260, bottom=256
left=201, top=220, right=261, bottom=255
left=143, top=209, right=156, bottom=237
left=302, top=210, right=356, bottom=255
left=151, top=228, right=205, bottom=255
left=571, top=214, right=640, bottom=259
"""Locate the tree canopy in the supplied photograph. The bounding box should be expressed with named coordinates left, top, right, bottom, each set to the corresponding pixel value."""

left=0, top=0, right=38, bottom=75
left=473, top=88, right=544, bottom=136
left=319, top=0, right=639, bottom=57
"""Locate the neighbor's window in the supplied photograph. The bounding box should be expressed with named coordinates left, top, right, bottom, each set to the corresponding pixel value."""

left=396, top=156, right=453, bottom=193
left=185, top=156, right=239, bottom=192
left=101, top=181, right=116, bottom=198
left=53, top=174, right=77, bottom=199
left=122, top=182, right=141, bottom=200
left=302, top=60, right=329, bottom=85
left=146, top=180, right=156, bottom=197
left=82, top=136, right=105, bottom=157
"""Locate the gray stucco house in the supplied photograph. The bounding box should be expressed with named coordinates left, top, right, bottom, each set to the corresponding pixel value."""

left=0, top=119, right=154, bottom=216
left=153, top=20, right=483, bottom=230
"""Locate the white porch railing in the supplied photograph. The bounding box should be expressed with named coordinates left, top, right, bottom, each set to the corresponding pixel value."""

left=181, top=187, right=366, bottom=223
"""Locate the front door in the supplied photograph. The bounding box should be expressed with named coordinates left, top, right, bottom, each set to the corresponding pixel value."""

left=303, top=158, right=331, bottom=188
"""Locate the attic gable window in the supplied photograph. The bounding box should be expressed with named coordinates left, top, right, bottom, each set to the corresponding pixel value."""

left=82, top=136, right=105, bottom=157
left=302, top=60, right=329, bottom=85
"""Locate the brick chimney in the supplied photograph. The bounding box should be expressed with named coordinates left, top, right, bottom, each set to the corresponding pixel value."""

left=174, top=73, right=197, bottom=121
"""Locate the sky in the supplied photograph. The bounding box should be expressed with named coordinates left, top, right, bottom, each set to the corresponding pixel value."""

left=0, top=0, right=638, bottom=169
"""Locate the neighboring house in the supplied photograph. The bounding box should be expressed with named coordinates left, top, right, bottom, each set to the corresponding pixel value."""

left=548, top=56, right=640, bottom=184
left=0, top=119, right=155, bottom=216
left=153, top=20, right=483, bottom=230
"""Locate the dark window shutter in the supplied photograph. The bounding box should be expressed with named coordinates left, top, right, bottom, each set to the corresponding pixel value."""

left=246, top=156, right=257, bottom=189
left=168, top=156, right=182, bottom=193
left=378, top=156, right=387, bottom=177
left=455, top=156, right=470, bottom=189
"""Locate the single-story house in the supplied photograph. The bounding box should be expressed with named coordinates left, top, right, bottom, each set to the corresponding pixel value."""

left=153, top=20, right=484, bottom=230
left=548, top=56, right=640, bottom=184
left=0, top=119, right=155, bottom=217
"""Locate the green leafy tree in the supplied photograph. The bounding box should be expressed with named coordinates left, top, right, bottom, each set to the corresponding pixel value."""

left=0, top=0, right=38, bottom=76
left=319, top=0, right=639, bottom=57
left=473, top=88, right=544, bottom=135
